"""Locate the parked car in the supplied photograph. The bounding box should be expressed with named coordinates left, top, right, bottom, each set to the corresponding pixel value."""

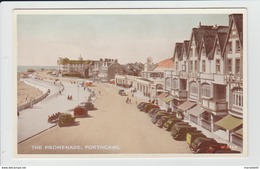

left=85, top=102, right=95, bottom=110
left=137, top=102, right=146, bottom=109
left=186, top=131, right=206, bottom=147
left=74, top=106, right=88, bottom=118
left=138, top=102, right=150, bottom=111
left=196, top=142, right=231, bottom=153
left=140, top=103, right=153, bottom=112
left=171, top=125, right=197, bottom=141
left=157, top=115, right=177, bottom=128
left=190, top=137, right=217, bottom=152
left=119, top=90, right=125, bottom=95
left=151, top=111, right=168, bottom=124
left=58, top=113, right=76, bottom=127
left=163, top=118, right=182, bottom=131
left=144, top=104, right=160, bottom=113
left=148, top=108, right=162, bottom=117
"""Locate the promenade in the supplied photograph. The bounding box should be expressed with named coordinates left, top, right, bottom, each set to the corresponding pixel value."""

left=18, top=78, right=91, bottom=143
left=18, top=82, right=192, bottom=154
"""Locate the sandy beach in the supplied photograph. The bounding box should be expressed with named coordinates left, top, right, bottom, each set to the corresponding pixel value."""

left=17, top=73, right=43, bottom=107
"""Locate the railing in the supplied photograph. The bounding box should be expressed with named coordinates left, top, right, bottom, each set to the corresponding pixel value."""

left=202, top=99, right=228, bottom=112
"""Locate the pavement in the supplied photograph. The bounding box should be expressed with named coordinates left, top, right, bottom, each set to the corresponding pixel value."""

left=17, top=78, right=92, bottom=143
left=18, top=82, right=193, bottom=154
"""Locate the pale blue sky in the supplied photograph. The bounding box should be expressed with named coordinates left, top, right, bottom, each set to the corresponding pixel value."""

left=17, top=13, right=229, bottom=66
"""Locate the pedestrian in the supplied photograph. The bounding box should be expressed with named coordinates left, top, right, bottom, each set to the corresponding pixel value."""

left=17, top=111, right=20, bottom=118
left=126, top=97, right=129, bottom=103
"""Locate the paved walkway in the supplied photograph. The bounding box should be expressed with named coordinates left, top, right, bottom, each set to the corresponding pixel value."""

left=17, top=78, right=91, bottom=143
left=18, top=83, right=192, bottom=154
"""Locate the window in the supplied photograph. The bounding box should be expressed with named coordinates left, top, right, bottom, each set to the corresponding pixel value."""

left=176, top=61, right=178, bottom=71
left=233, top=88, right=243, bottom=108
left=235, top=58, right=240, bottom=75
left=190, top=48, right=193, bottom=57
left=202, top=84, right=211, bottom=98
left=194, top=60, right=198, bottom=72
left=172, top=79, right=179, bottom=89
left=182, top=61, right=186, bottom=71
left=216, top=44, right=221, bottom=55
left=236, top=40, right=241, bottom=53
left=166, top=78, right=171, bottom=88
left=202, top=60, right=206, bottom=72
left=190, top=83, right=198, bottom=99
left=190, top=61, right=193, bottom=71
left=216, top=59, right=220, bottom=74
left=228, top=42, right=232, bottom=53
left=227, top=59, right=232, bottom=74
left=202, top=47, right=206, bottom=56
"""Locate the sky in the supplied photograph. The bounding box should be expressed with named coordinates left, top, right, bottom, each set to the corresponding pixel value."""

left=17, top=11, right=230, bottom=66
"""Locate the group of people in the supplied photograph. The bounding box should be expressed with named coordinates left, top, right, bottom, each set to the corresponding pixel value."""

left=143, top=92, right=151, bottom=98
left=148, top=99, right=158, bottom=105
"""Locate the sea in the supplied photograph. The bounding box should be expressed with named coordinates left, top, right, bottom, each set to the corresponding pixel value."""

left=17, top=66, right=57, bottom=73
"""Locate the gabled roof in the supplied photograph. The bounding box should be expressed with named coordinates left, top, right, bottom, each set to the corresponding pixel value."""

left=172, top=43, right=183, bottom=61
left=232, top=14, right=243, bottom=45
left=200, top=35, right=216, bottom=58
left=222, top=14, right=243, bottom=57
left=208, top=32, right=228, bottom=59
left=182, top=40, right=190, bottom=58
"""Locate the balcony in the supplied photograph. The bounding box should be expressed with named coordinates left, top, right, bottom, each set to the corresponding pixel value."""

left=172, top=90, right=188, bottom=99
left=202, top=99, right=228, bottom=112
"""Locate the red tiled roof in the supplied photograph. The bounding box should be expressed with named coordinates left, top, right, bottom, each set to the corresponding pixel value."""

left=156, top=58, right=174, bottom=68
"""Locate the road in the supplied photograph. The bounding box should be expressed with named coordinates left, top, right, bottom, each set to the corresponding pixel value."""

left=18, top=83, right=192, bottom=154
left=18, top=78, right=91, bottom=143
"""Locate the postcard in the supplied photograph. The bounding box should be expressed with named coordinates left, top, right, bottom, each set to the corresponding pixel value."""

left=14, top=8, right=247, bottom=157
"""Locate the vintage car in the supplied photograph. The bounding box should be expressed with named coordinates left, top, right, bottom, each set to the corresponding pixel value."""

left=148, top=108, right=162, bottom=117
left=190, top=137, right=218, bottom=152
left=58, top=113, right=76, bottom=127
left=186, top=131, right=206, bottom=146
left=156, top=115, right=177, bottom=128
left=144, top=104, right=160, bottom=113
left=163, top=118, right=182, bottom=131
left=85, top=102, right=95, bottom=110
left=171, top=125, right=197, bottom=141
left=74, top=106, right=88, bottom=117
left=137, top=102, right=146, bottom=109
left=119, top=90, right=125, bottom=95
left=140, top=103, right=153, bottom=112
left=48, top=112, right=62, bottom=123
left=196, top=142, right=231, bottom=153
left=151, top=111, right=169, bottom=124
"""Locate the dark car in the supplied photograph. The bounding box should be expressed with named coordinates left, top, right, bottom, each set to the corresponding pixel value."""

left=137, top=102, right=146, bottom=109
left=144, top=104, right=160, bottom=113
left=163, top=118, right=182, bottom=131
left=148, top=108, right=162, bottom=117
left=140, top=103, right=153, bottom=112
left=190, top=137, right=217, bottom=152
left=119, top=89, right=125, bottom=95
left=138, top=102, right=150, bottom=111
left=196, top=142, right=231, bottom=153
left=74, top=106, right=88, bottom=118
left=151, top=111, right=168, bottom=124
left=157, top=115, right=176, bottom=128
left=171, top=125, right=197, bottom=141
left=186, top=131, right=206, bottom=146
left=58, top=113, right=76, bottom=127
left=85, top=102, right=95, bottom=110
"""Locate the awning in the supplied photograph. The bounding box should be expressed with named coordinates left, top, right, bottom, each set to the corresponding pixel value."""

left=215, top=115, right=243, bottom=131
left=188, top=105, right=205, bottom=117
left=177, top=101, right=196, bottom=111
left=235, top=128, right=243, bottom=136
left=163, top=95, right=175, bottom=103
left=156, top=92, right=169, bottom=100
